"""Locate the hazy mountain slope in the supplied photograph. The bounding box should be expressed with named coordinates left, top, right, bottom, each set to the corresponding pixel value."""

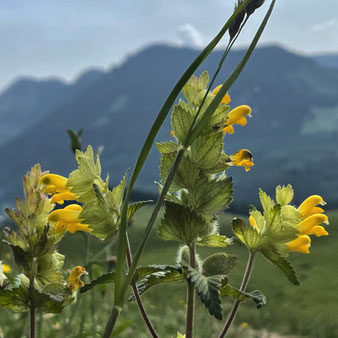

left=1, top=45, right=338, bottom=211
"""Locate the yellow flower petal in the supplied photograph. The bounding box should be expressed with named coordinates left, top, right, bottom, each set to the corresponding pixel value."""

left=51, top=191, right=77, bottom=204
left=298, top=195, right=326, bottom=218
left=2, top=264, right=11, bottom=273
left=67, top=266, right=88, bottom=291
left=67, top=223, right=91, bottom=234
left=230, top=149, right=254, bottom=172
left=298, top=214, right=329, bottom=235
left=212, top=85, right=231, bottom=104
left=170, top=130, right=175, bottom=137
left=39, top=174, right=69, bottom=193
left=223, top=125, right=234, bottom=134
left=307, top=225, right=328, bottom=237
left=287, top=235, right=311, bottom=254
left=249, top=216, right=260, bottom=232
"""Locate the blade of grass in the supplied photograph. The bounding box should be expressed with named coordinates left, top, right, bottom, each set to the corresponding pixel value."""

left=184, top=0, right=277, bottom=147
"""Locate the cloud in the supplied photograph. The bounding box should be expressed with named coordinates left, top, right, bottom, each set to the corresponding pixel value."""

left=177, top=23, right=204, bottom=48
left=312, top=19, right=337, bottom=32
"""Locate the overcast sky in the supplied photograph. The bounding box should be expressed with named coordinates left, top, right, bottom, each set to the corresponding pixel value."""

left=1, top=0, right=337, bottom=91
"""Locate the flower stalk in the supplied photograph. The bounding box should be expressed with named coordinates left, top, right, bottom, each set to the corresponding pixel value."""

left=186, top=243, right=196, bottom=338
left=218, top=250, right=256, bottom=338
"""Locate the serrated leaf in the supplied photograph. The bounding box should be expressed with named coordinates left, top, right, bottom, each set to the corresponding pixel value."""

left=190, top=133, right=223, bottom=171
left=126, top=201, right=151, bottom=224
left=276, top=185, right=294, bottom=206
left=265, top=204, right=282, bottom=232
left=68, top=145, right=108, bottom=203
left=197, top=234, right=231, bottom=247
left=80, top=272, right=115, bottom=293
left=232, top=218, right=263, bottom=250
left=171, top=99, right=195, bottom=143
left=202, top=253, right=238, bottom=277
left=188, top=176, right=233, bottom=215
left=35, top=252, right=65, bottom=285
left=203, top=153, right=231, bottom=174
left=259, top=189, right=275, bottom=213
left=156, top=141, right=179, bottom=154
left=159, top=151, right=181, bottom=192
left=31, top=288, right=73, bottom=313
left=129, top=267, right=184, bottom=301
left=187, top=267, right=224, bottom=320
left=133, top=265, right=182, bottom=283
left=281, top=205, right=302, bottom=227
left=158, top=202, right=208, bottom=245
left=0, top=286, right=29, bottom=312
left=220, top=285, right=266, bottom=309
left=262, top=247, right=300, bottom=285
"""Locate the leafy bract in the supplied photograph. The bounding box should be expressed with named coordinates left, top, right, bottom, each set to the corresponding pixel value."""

left=187, top=267, right=224, bottom=320
left=232, top=218, right=263, bottom=250
left=188, top=176, right=233, bottom=215
left=262, top=247, right=300, bottom=285
left=80, top=272, right=116, bottom=293
left=0, top=287, right=29, bottom=312
left=276, top=184, right=294, bottom=206
left=158, top=202, right=208, bottom=245
left=259, top=189, right=275, bottom=213
left=197, top=234, right=231, bottom=248
left=68, top=145, right=108, bottom=203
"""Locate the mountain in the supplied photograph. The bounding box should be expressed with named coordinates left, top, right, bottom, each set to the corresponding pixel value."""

left=313, top=54, right=338, bottom=69
left=1, top=44, right=338, bottom=213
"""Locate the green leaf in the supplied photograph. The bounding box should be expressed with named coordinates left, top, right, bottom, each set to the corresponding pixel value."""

left=262, top=247, right=300, bottom=285
left=232, top=218, right=263, bottom=250
left=67, top=128, right=83, bottom=153
left=188, top=176, right=233, bottom=215
left=220, top=285, right=267, bottom=309
left=159, top=151, right=181, bottom=192
left=133, top=265, right=182, bottom=283
left=259, top=189, right=275, bottom=213
left=265, top=204, right=282, bottom=232
left=0, top=286, right=29, bottom=312
left=158, top=202, right=208, bottom=245
left=126, top=201, right=152, bottom=224
left=129, top=267, right=184, bottom=301
left=202, top=153, right=231, bottom=174
left=190, top=133, right=223, bottom=171
left=202, top=253, right=238, bottom=277
left=156, top=141, right=179, bottom=154
left=197, top=234, right=231, bottom=248
left=68, top=145, right=108, bottom=203
left=276, top=185, right=294, bottom=206
left=187, top=267, right=224, bottom=320
left=80, top=272, right=115, bottom=293
left=281, top=205, right=302, bottom=227
left=35, top=252, right=65, bottom=285
left=171, top=99, right=195, bottom=143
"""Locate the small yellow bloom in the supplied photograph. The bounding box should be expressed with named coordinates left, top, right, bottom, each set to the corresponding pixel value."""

left=287, top=235, right=311, bottom=254
left=223, top=105, right=251, bottom=134
left=297, top=214, right=329, bottom=237
left=67, top=266, right=88, bottom=291
left=212, top=85, right=231, bottom=104
left=170, top=130, right=175, bottom=138
left=48, top=204, right=90, bottom=234
left=2, top=264, right=11, bottom=273
left=230, top=149, right=254, bottom=172
left=249, top=215, right=260, bottom=232
left=240, top=322, right=249, bottom=328
left=297, top=195, right=326, bottom=218
left=39, top=174, right=77, bottom=204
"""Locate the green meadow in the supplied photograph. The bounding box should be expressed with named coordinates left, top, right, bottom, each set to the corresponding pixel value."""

left=1, top=207, right=337, bottom=338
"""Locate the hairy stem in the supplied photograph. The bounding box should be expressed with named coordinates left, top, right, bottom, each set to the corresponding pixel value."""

left=218, top=250, right=255, bottom=338
left=186, top=243, right=196, bottom=338
left=126, top=235, right=159, bottom=338
left=29, top=277, right=35, bottom=338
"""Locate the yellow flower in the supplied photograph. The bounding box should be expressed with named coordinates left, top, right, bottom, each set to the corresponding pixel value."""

left=230, top=149, right=254, bottom=172
left=39, top=174, right=77, bottom=204
left=297, top=195, right=326, bottom=218
left=240, top=322, right=249, bottom=329
left=2, top=264, right=11, bottom=273
left=212, top=85, right=231, bottom=104
left=287, top=235, right=311, bottom=254
left=223, top=105, right=251, bottom=134
left=170, top=130, right=175, bottom=138
left=297, top=214, right=329, bottom=237
left=66, top=266, right=88, bottom=291
left=48, top=204, right=90, bottom=234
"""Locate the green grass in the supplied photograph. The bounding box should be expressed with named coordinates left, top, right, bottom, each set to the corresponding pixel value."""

left=1, top=207, right=338, bottom=337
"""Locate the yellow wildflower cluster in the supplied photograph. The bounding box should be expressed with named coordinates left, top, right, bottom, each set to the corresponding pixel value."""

left=39, top=174, right=89, bottom=234
left=67, top=266, right=88, bottom=291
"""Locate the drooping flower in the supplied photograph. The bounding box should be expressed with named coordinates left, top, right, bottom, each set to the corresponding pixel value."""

left=212, top=85, right=231, bottom=104
left=297, top=195, right=326, bottom=218
left=48, top=204, right=90, bottom=234
left=223, top=105, right=252, bottom=134
left=230, top=149, right=254, bottom=172
left=39, top=174, right=77, bottom=204
left=66, top=266, right=88, bottom=291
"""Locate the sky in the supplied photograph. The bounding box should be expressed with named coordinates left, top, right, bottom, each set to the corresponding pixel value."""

left=1, top=0, right=337, bottom=91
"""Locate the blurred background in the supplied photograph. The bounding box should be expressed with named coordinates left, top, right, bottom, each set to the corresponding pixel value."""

left=1, top=1, right=338, bottom=337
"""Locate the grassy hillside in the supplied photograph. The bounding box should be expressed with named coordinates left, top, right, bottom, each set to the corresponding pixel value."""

left=1, top=207, right=337, bottom=337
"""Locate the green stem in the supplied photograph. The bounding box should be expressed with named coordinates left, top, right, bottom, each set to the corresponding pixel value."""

left=126, top=236, right=159, bottom=338
left=29, top=277, right=35, bottom=338
left=186, top=244, right=196, bottom=338
left=217, top=251, right=255, bottom=338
